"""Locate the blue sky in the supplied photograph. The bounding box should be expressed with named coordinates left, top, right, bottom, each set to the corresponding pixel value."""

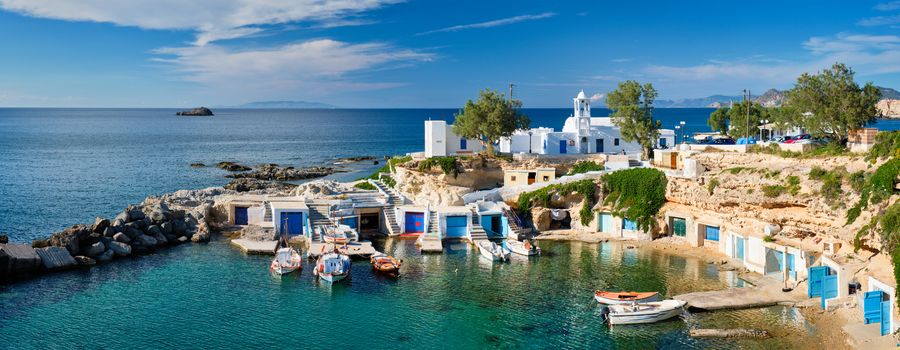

left=0, top=0, right=899, bottom=107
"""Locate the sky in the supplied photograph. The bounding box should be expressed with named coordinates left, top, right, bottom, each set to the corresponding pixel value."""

left=1, top=0, right=899, bottom=108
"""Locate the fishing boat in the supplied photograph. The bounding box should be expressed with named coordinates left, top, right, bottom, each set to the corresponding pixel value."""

left=594, top=290, right=660, bottom=305
left=477, top=240, right=511, bottom=262
left=370, top=252, right=402, bottom=275
left=506, top=239, right=541, bottom=256
left=314, top=247, right=351, bottom=283
left=270, top=246, right=303, bottom=275
left=317, top=224, right=358, bottom=244
left=270, top=217, right=303, bottom=275
left=605, top=299, right=687, bottom=325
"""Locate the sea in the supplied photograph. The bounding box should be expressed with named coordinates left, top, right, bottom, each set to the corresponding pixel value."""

left=0, top=108, right=895, bottom=349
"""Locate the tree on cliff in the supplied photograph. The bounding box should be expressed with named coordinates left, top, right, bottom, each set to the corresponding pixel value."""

left=606, top=80, right=661, bottom=159
left=452, top=89, right=530, bottom=154
left=785, top=63, right=882, bottom=140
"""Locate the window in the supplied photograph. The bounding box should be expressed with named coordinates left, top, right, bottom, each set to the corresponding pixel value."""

left=614, top=138, right=620, bottom=146
left=543, top=176, right=549, bottom=181
left=672, top=217, right=686, bottom=237
left=623, top=218, right=638, bottom=231
left=705, top=225, right=719, bottom=241
left=510, top=176, right=516, bottom=181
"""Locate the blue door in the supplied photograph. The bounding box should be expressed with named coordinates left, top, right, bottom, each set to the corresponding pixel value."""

left=705, top=226, right=719, bottom=241
left=234, top=206, right=249, bottom=225
left=280, top=212, right=304, bottom=236
left=596, top=139, right=604, bottom=153
left=659, top=137, right=667, bottom=148
left=787, top=253, right=796, bottom=280
left=734, top=236, right=745, bottom=260
left=445, top=216, right=467, bottom=238
left=481, top=215, right=499, bottom=235
left=808, top=266, right=827, bottom=298
left=404, top=212, right=424, bottom=233
left=882, top=299, right=892, bottom=336
left=501, top=215, right=509, bottom=238
left=559, top=140, right=567, bottom=154
left=340, top=216, right=358, bottom=230
left=460, top=138, right=467, bottom=150
left=822, top=274, right=838, bottom=309
left=865, top=291, right=885, bottom=324
left=624, top=218, right=638, bottom=231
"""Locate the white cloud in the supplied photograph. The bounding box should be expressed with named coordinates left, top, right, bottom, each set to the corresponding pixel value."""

left=858, top=14, right=900, bottom=27
left=589, top=93, right=604, bottom=102
left=152, top=39, right=432, bottom=94
left=0, top=0, right=400, bottom=45
left=643, top=33, right=900, bottom=87
left=417, top=12, right=556, bottom=35
left=875, top=1, right=900, bottom=11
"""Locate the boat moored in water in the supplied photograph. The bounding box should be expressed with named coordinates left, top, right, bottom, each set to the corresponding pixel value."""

left=317, top=224, right=358, bottom=244
left=477, top=240, right=511, bottom=261
left=506, top=239, right=541, bottom=256
left=594, top=290, right=660, bottom=305
left=270, top=246, right=303, bottom=275
left=605, top=299, right=687, bottom=325
left=314, top=247, right=352, bottom=283
left=370, top=252, right=402, bottom=275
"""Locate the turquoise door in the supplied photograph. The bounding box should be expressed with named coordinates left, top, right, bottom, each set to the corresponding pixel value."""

left=672, top=217, right=686, bottom=236
left=734, top=236, right=745, bottom=260
left=445, top=216, right=468, bottom=238
left=787, top=253, right=796, bottom=280
left=865, top=291, right=885, bottom=324
left=599, top=213, right=612, bottom=233
left=882, top=300, right=892, bottom=336
left=809, top=266, right=839, bottom=309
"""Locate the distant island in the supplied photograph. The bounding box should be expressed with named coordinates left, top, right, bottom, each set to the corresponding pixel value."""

left=592, top=86, right=900, bottom=108
left=176, top=107, right=214, bottom=116
left=225, top=101, right=338, bottom=109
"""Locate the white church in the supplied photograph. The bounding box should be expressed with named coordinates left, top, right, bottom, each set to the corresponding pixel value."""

left=424, top=90, right=675, bottom=158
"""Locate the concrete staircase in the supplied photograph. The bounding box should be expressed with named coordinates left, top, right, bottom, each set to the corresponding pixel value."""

left=263, top=201, right=272, bottom=223
left=369, top=179, right=405, bottom=236
left=468, top=208, right=488, bottom=242
left=417, top=210, right=443, bottom=252
left=381, top=207, right=401, bottom=236
left=502, top=209, right=533, bottom=240
left=370, top=179, right=407, bottom=205
left=308, top=203, right=332, bottom=242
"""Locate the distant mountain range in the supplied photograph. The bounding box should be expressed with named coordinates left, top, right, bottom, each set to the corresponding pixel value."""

left=222, top=100, right=338, bottom=109
left=596, top=86, right=900, bottom=108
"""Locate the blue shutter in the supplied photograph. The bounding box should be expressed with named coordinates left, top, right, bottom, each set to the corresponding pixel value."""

left=865, top=291, right=885, bottom=324
left=882, top=300, right=892, bottom=336
left=735, top=236, right=745, bottom=260
left=705, top=226, right=719, bottom=241
left=808, top=266, right=827, bottom=298
left=822, top=273, right=839, bottom=309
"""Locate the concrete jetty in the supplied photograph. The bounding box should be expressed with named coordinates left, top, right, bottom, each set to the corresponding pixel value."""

left=308, top=240, right=377, bottom=258
left=673, top=277, right=805, bottom=311
left=231, top=239, right=278, bottom=255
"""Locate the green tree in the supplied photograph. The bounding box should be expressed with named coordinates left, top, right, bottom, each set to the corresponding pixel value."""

left=707, top=107, right=729, bottom=135
left=452, top=89, right=530, bottom=154
left=606, top=81, right=661, bottom=159
left=726, top=100, right=768, bottom=139
left=785, top=63, right=882, bottom=140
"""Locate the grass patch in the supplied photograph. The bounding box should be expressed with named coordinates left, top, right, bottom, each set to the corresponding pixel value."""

left=763, top=235, right=775, bottom=242
left=727, top=167, right=754, bottom=175
left=786, top=175, right=801, bottom=196
left=762, top=185, right=785, bottom=198
left=418, top=156, right=461, bottom=178
left=750, top=142, right=849, bottom=159
left=365, top=155, right=411, bottom=180
left=353, top=182, right=377, bottom=191
left=866, top=131, right=900, bottom=162
left=846, top=158, right=900, bottom=224
left=568, top=160, right=604, bottom=175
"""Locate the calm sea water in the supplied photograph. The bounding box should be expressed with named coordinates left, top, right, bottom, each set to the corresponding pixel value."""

left=0, top=239, right=821, bottom=349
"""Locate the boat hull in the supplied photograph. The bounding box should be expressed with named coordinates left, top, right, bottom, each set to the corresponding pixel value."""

left=476, top=241, right=509, bottom=261
left=607, top=300, right=686, bottom=325
left=594, top=291, right=660, bottom=305
left=506, top=241, right=541, bottom=256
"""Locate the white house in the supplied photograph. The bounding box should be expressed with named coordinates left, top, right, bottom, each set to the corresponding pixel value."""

left=425, top=90, right=675, bottom=158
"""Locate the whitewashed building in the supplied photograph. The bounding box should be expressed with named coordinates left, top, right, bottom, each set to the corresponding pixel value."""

left=424, top=91, right=675, bottom=158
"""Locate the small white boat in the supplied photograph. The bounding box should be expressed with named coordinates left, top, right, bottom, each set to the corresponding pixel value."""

left=505, top=239, right=541, bottom=256
left=606, top=299, right=687, bottom=325
left=317, top=224, right=358, bottom=244
left=594, top=290, right=660, bottom=305
left=270, top=247, right=303, bottom=275
left=314, top=248, right=351, bottom=283
left=477, top=240, right=511, bottom=261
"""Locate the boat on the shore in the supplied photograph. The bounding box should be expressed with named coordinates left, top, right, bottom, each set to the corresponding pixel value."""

left=605, top=299, right=687, bottom=325
left=370, top=252, right=402, bottom=275
left=506, top=239, right=541, bottom=256
left=270, top=246, right=303, bottom=275
left=594, top=290, right=660, bottom=305
left=317, top=224, right=358, bottom=244
left=477, top=240, right=511, bottom=261
left=314, top=247, right=351, bottom=283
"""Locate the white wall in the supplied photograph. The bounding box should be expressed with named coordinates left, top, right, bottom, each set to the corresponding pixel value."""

left=868, top=277, right=898, bottom=333
left=425, top=120, right=447, bottom=158
left=745, top=236, right=767, bottom=274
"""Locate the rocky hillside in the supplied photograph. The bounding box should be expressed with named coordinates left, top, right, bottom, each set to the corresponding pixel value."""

left=754, top=89, right=786, bottom=107
left=877, top=99, right=900, bottom=118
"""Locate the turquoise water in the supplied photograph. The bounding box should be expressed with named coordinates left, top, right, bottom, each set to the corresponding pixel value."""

left=0, top=239, right=819, bottom=349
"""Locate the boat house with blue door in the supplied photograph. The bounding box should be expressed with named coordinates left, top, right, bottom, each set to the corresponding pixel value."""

left=270, top=201, right=310, bottom=237
left=863, top=276, right=897, bottom=336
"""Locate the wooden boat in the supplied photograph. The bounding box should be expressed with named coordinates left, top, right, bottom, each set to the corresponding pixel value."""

left=270, top=247, right=303, bottom=275
left=605, top=299, right=687, bottom=325
left=506, top=239, right=541, bottom=256
left=370, top=252, right=402, bottom=274
left=318, top=224, right=358, bottom=244
left=594, top=290, right=660, bottom=305
left=314, top=248, right=351, bottom=283
left=477, top=240, right=511, bottom=262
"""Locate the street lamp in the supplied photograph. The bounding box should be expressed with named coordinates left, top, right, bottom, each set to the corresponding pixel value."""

left=679, top=121, right=686, bottom=144
left=759, top=119, right=768, bottom=142
left=528, top=131, right=533, bottom=154
left=675, top=125, right=681, bottom=145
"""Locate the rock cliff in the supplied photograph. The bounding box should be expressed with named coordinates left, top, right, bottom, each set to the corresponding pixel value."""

left=877, top=99, right=900, bottom=118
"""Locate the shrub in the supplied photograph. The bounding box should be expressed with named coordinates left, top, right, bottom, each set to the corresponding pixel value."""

left=517, top=179, right=597, bottom=227
left=418, top=156, right=461, bottom=178
left=763, top=235, right=775, bottom=242
left=366, top=155, right=411, bottom=180
left=849, top=171, right=866, bottom=193
left=808, top=167, right=828, bottom=180
left=866, top=131, right=900, bottom=161
left=600, top=168, right=668, bottom=232
left=382, top=174, right=396, bottom=188
left=846, top=158, right=900, bottom=224
left=707, top=177, right=720, bottom=195
left=762, top=185, right=784, bottom=198
left=786, top=176, right=801, bottom=196
left=353, top=181, right=377, bottom=190
left=568, top=160, right=604, bottom=175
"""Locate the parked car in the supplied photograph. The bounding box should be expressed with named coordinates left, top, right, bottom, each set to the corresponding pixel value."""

left=712, top=138, right=736, bottom=145
left=770, top=136, right=788, bottom=143
left=784, top=134, right=810, bottom=144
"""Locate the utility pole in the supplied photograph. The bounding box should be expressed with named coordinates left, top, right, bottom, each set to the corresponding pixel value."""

left=743, top=89, right=750, bottom=144
left=509, top=83, right=514, bottom=102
